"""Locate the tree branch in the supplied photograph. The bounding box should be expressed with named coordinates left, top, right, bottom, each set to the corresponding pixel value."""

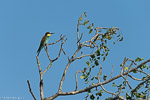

left=58, top=48, right=81, bottom=92
left=131, top=76, right=150, bottom=99
left=27, top=80, right=37, bottom=100
left=75, top=70, right=84, bottom=91
left=36, top=56, right=44, bottom=100
left=48, top=35, right=66, bottom=45
left=77, top=12, right=86, bottom=47
left=45, top=59, right=150, bottom=100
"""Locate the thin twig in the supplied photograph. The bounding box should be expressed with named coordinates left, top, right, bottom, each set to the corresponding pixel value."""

left=48, top=35, right=66, bottom=45
left=27, top=80, right=37, bottom=100
left=100, top=84, right=117, bottom=96
left=44, top=44, right=52, bottom=61
left=131, top=77, right=150, bottom=99
left=52, top=38, right=67, bottom=62
left=77, top=12, right=86, bottom=47
left=42, top=62, right=53, bottom=75
left=111, top=64, right=114, bottom=79
left=36, top=56, right=44, bottom=100
left=75, top=70, right=84, bottom=91
left=46, top=59, right=150, bottom=100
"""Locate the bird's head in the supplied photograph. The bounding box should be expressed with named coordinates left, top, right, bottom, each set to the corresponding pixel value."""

left=45, top=32, right=54, bottom=37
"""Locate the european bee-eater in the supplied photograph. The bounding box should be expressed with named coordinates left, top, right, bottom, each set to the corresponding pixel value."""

left=37, top=32, right=54, bottom=56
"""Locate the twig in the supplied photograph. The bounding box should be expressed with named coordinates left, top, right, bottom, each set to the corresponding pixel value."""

left=27, top=80, right=37, bottom=100
left=131, top=77, right=150, bottom=99
left=118, top=58, right=132, bottom=96
left=77, top=32, right=83, bottom=45
left=98, top=65, right=102, bottom=83
left=111, top=64, right=114, bottom=79
left=42, top=62, right=53, bottom=75
left=75, top=70, right=84, bottom=91
left=52, top=37, right=67, bottom=62
left=136, top=69, right=150, bottom=76
left=128, top=74, right=144, bottom=81
left=48, top=35, right=66, bottom=45
left=46, top=59, right=150, bottom=100
left=77, top=12, right=86, bottom=47
left=44, top=44, right=52, bottom=61
left=36, top=56, right=44, bottom=100
left=58, top=48, right=81, bottom=92
left=100, top=84, right=117, bottom=96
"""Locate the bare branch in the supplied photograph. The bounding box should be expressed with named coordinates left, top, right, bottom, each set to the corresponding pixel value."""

left=51, top=37, right=67, bottom=62
left=128, top=74, right=144, bottom=81
left=77, top=32, right=83, bottom=45
left=44, top=44, right=52, bottom=62
left=44, top=35, right=67, bottom=62
left=36, top=56, right=44, bottom=100
left=42, top=62, right=53, bottom=75
left=75, top=70, right=84, bottom=91
left=100, top=84, right=117, bottom=96
left=27, top=80, right=37, bottom=100
left=58, top=48, right=81, bottom=92
left=98, top=65, right=102, bottom=83
left=136, top=69, right=150, bottom=76
left=111, top=64, right=114, bottom=79
left=77, top=12, right=86, bottom=47
left=48, top=35, right=66, bottom=45
left=131, top=77, right=150, bottom=99
left=46, top=59, right=150, bottom=100
left=73, top=53, right=94, bottom=61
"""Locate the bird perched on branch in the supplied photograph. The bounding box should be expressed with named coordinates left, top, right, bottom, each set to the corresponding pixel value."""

left=37, top=32, right=54, bottom=56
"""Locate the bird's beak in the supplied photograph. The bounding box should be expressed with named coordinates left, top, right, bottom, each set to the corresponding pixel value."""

left=51, top=33, right=55, bottom=34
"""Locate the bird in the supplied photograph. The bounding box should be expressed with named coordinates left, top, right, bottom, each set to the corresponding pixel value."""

left=37, top=32, right=54, bottom=56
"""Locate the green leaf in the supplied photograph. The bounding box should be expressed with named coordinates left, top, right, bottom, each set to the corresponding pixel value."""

left=113, top=41, right=115, bottom=45
left=124, top=67, right=128, bottom=71
left=103, top=56, right=106, bottom=61
left=90, top=54, right=95, bottom=58
left=119, top=37, right=123, bottom=41
left=106, top=35, right=112, bottom=40
left=90, top=94, right=95, bottom=99
left=106, top=52, right=109, bottom=56
left=86, top=61, right=90, bottom=67
left=89, top=29, right=93, bottom=34
left=103, top=75, right=107, bottom=81
left=91, top=77, right=94, bottom=80
left=83, top=20, right=89, bottom=25
left=112, top=82, right=117, bottom=87
left=96, top=50, right=100, bottom=56
left=117, top=34, right=120, bottom=37
left=100, top=90, right=103, bottom=93
left=92, top=82, right=95, bottom=85
left=135, top=57, right=144, bottom=62
left=85, top=81, right=89, bottom=84
left=84, top=68, right=87, bottom=71
left=132, top=69, right=137, bottom=73
left=96, top=92, right=102, bottom=96
left=80, top=75, right=85, bottom=79
left=126, top=93, right=131, bottom=99
left=97, top=57, right=100, bottom=60
left=95, top=76, right=98, bottom=80
left=92, top=23, right=94, bottom=26
left=95, top=60, right=99, bottom=66
left=92, top=65, right=95, bottom=68
left=78, top=17, right=82, bottom=21
left=87, top=25, right=91, bottom=29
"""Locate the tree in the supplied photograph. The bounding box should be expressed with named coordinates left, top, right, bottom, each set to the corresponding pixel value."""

left=27, top=12, right=150, bottom=100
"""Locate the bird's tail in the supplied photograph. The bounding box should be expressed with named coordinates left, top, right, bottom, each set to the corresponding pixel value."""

left=37, top=51, right=40, bottom=56
left=37, top=45, right=43, bottom=56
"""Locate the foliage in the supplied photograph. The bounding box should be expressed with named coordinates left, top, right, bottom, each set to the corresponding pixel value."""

left=28, top=12, right=150, bottom=100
